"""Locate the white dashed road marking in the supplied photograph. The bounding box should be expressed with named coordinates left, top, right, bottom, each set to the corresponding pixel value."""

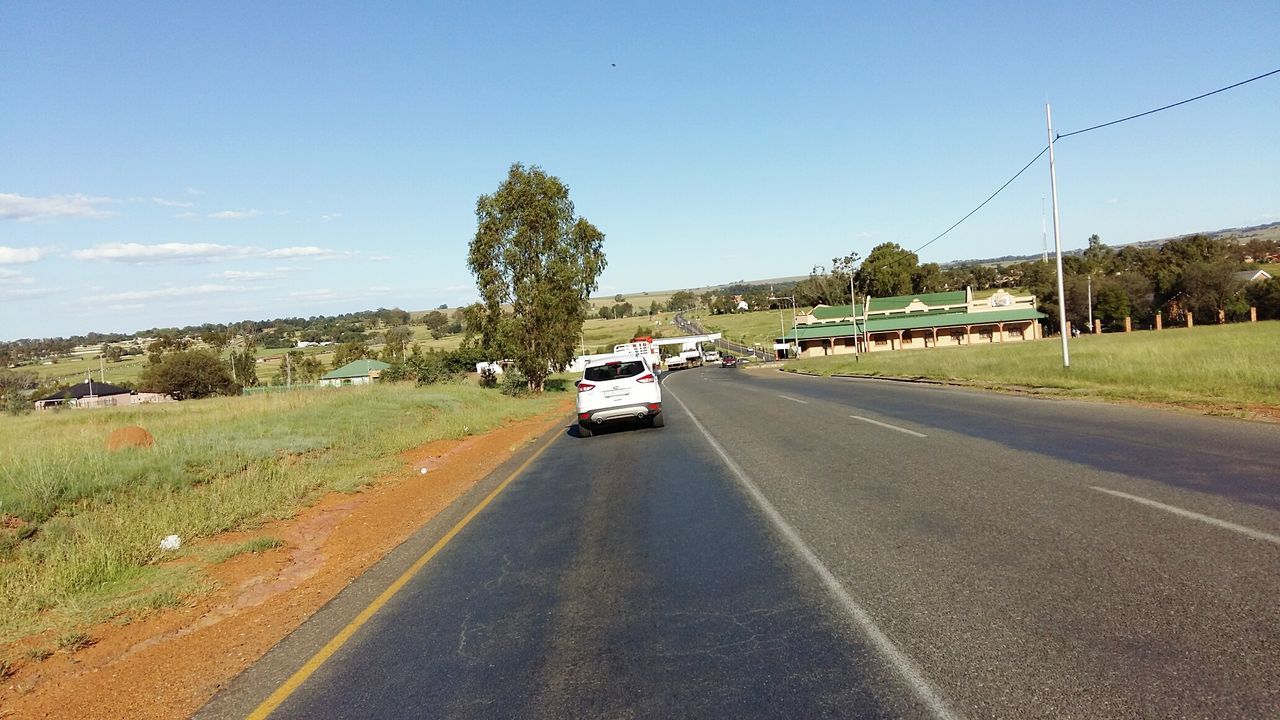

left=850, top=415, right=927, bottom=438
left=1091, top=486, right=1280, bottom=546
left=668, top=388, right=962, bottom=720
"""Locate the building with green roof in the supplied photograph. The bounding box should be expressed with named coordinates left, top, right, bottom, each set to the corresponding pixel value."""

left=781, top=288, right=1045, bottom=358
left=320, top=359, right=391, bottom=387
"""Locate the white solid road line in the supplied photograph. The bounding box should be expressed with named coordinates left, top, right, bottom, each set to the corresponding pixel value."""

left=850, top=415, right=927, bottom=438
left=667, top=388, right=962, bottom=720
left=1091, top=486, right=1280, bottom=546
left=778, top=394, right=809, bottom=404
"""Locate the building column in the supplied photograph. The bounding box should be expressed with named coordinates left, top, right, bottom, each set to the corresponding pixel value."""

left=894, top=330, right=903, bottom=350
left=965, top=325, right=972, bottom=345
left=931, top=328, right=938, bottom=348
left=997, top=322, right=1004, bottom=343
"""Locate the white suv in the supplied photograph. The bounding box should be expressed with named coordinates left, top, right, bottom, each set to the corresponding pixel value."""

left=575, top=355, right=663, bottom=437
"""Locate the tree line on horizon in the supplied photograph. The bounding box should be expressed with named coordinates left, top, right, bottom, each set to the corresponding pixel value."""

left=782, top=235, right=1280, bottom=332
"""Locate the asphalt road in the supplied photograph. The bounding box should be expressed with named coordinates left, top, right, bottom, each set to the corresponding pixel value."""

left=202, top=367, right=1280, bottom=719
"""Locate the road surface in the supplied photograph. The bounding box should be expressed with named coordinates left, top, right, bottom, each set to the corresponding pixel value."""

left=201, top=367, right=1280, bottom=719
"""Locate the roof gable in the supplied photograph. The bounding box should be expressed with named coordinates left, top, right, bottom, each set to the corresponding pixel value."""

left=322, top=359, right=391, bottom=379
left=39, top=380, right=131, bottom=402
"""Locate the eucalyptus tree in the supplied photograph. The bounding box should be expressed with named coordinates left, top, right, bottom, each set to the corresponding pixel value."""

left=467, top=164, right=607, bottom=391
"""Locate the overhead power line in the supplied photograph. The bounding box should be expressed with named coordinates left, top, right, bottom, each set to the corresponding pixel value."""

left=896, top=66, right=1280, bottom=263
left=1057, top=67, right=1280, bottom=139
left=910, top=145, right=1048, bottom=257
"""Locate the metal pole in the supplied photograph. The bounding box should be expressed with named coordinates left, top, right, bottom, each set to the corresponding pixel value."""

left=1087, top=275, right=1093, bottom=332
left=1046, top=102, right=1070, bottom=368
left=783, top=297, right=793, bottom=356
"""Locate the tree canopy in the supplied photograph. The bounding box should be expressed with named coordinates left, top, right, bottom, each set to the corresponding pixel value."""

left=467, top=163, right=607, bottom=391
left=139, top=349, right=239, bottom=400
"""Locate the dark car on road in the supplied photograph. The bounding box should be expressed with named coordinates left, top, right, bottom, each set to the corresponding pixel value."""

left=721, top=355, right=738, bottom=368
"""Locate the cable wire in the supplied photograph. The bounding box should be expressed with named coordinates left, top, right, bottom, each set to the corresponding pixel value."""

left=847, top=66, right=1280, bottom=286
left=1056, top=67, right=1280, bottom=139
left=910, top=145, right=1048, bottom=257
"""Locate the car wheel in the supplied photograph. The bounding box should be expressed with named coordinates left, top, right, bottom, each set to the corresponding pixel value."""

left=578, top=423, right=593, bottom=438
left=649, top=413, right=665, bottom=429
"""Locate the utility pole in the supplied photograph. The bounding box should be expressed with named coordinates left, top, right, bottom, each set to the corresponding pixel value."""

left=1046, top=102, right=1070, bottom=368
left=1087, top=275, right=1093, bottom=332
left=850, top=272, right=859, bottom=361
left=100, top=355, right=105, bottom=383
left=769, top=294, right=797, bottom=359
left=286, top=352, right=293, bottom=388
left=1041, top=196, right=1049, bottom=263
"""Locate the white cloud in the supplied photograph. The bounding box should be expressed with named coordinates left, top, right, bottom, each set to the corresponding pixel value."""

left=287, top=285, right=393, bottom=304
left=264, top=246, right=357, bottom=260
left=208, top=209, right=262, bottom=220
left=289, top=288, right=342, bottom=302
left=86, top=284, right=243, bottom=303
left=321, top=213, right=343, bottom=222
left=208, top=270, right=269, bottom=280
left=0, top=246, right=45, bottom=264
left=152, top=197, right=195, bottom=208
left=0, top=267, right=33, bottom=284
left=1, top=285, right=58, bottom=299
left=0, top=193, right=117, bottom=221
left=1105, top=198, right=1119, bottom=205
left=185, top=187, right=205, bottom=196
left=72, top=242, right=251, bottom=263
left=71, top=242, right=355, bottom=264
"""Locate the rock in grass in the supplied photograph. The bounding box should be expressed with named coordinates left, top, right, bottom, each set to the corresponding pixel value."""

left=106, top=425, right=155, bottom=451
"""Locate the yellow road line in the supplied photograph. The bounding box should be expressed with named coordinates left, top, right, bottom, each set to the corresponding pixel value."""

left=246, top=423, right=566, bottom=720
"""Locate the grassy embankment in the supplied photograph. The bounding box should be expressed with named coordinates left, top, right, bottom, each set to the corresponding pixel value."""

left=691, top=309, right=793, bottom=351
left=787, top=321, right=1280, bottom=410
left=0, top=383, right=565, bottom=648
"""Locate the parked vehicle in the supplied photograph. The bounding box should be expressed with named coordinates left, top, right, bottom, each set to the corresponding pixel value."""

left=664, top=354, right=688, bottom=371
left=576, top=355, right=663, bottom=437
left=703, top=350, right=720, bottom=363
left=721, top=355, right=738, bottom=368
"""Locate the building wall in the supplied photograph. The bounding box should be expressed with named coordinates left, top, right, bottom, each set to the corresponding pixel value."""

left=806, top=320, right=1042, bottom=356
left=319, top=375, right=374, bottom=387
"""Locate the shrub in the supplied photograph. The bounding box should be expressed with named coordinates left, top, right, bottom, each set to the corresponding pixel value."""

left=499, top=369, right=530, bottom=397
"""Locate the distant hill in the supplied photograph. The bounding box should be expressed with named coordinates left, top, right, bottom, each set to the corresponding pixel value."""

left=947, top=221, right=1280, bottom=268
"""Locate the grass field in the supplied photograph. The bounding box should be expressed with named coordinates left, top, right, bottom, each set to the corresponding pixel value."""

left=0, top=383, right=565, bottom=647
left=690, top=309, right=794, bottom=351
left=786, top=321, right=1280, bottom=409
left=578, top=313, right=682, bottom=352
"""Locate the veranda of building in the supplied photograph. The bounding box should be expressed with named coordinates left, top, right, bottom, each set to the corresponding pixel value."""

left=779, top=288, right=1046, bottom=358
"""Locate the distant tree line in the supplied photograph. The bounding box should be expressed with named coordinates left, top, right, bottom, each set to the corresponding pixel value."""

left=789, top=235, right=1280, bottom=332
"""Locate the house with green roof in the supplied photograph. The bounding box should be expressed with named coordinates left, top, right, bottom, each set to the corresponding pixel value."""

left=781, top=288, right=1045, bottom=358
left=320, top=359, right=391, bottom=387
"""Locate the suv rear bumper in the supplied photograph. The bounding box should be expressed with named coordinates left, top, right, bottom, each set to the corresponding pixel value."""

left=578, top=402, right=661, bottom=425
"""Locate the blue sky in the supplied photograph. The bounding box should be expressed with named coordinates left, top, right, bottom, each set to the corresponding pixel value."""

left=2, top=1, right=1277, bottom=340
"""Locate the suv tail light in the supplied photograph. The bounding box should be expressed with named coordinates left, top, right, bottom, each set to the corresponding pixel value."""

left=577, top=381, right=596, bottom=392
left=635, top=373, right=656, bottom=384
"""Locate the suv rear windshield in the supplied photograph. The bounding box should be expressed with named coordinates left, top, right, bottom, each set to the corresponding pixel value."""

left=584, top=360, right=646, bottom=382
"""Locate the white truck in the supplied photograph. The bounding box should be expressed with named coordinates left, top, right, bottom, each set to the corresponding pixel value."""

left=613, top=341, right=662, bottom=371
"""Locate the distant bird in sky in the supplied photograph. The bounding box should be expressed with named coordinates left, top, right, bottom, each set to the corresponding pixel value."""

left=611, top=63, right=616, bottom=67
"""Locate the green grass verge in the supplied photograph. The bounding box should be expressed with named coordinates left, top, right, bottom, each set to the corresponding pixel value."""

left=692, top=309, right=794, bottom=351
left=786, top=321, right=1280, bottom=408
left=0, top=382, right=565, bottom=645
